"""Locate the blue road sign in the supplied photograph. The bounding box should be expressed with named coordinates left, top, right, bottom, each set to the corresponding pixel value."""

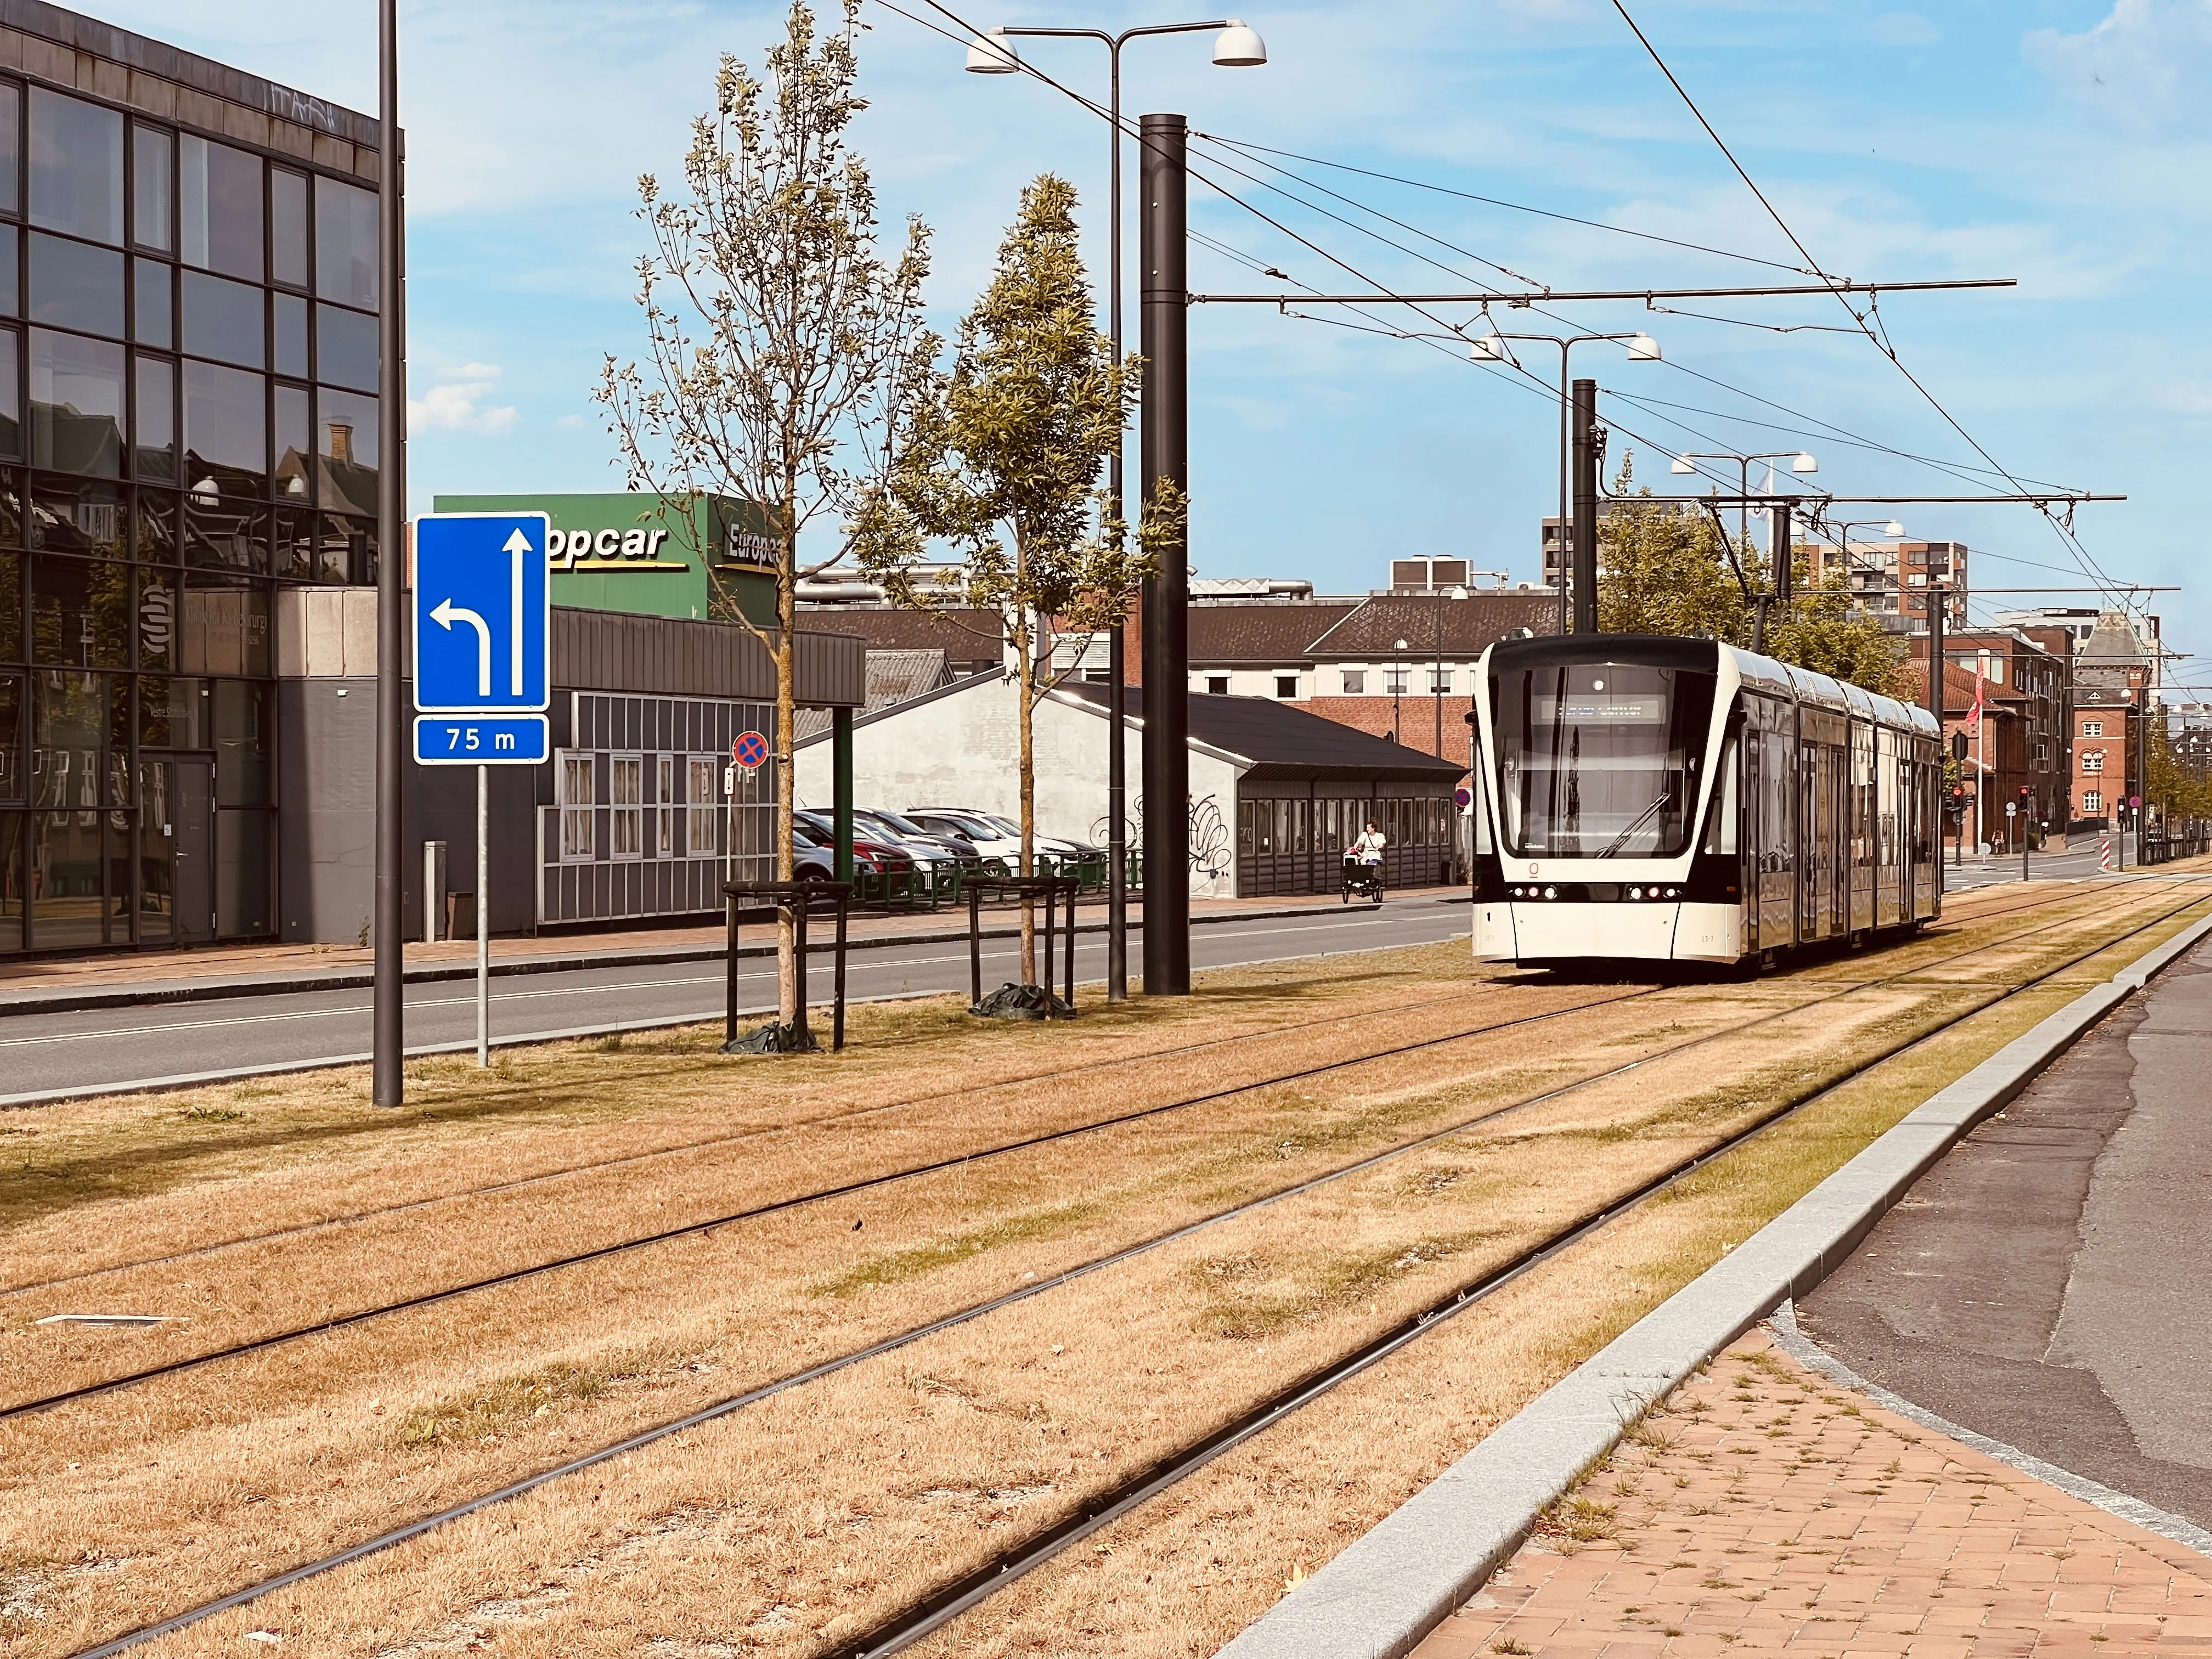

left=413, top=512, right=551, bottom=714
left=414, top=714, right=551, bottom=766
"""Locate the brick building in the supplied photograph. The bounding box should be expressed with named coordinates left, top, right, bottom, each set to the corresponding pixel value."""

left=1912, top=628, right=2070, bottom=849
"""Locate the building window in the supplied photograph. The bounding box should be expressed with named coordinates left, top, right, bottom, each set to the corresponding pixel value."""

left=687, top=757, right=720, bottom=856
left=1206, top=675, right=1229, bottom=695
left=1275, top=674, right=1297, bottom=699
left=2082, top=720, right=2103, bottom=737
left=1082, top=668, right=1111, bottom=684
left=1429, top=668, right=1452, bottom=694
left=560, top=754, right=594, bottom=861
left=1386, top=669, right=1409, bottom=695
left=2082, top=750, right=2104, bottom=773
left=611, top=754, right=642, bottom=858
left=657, top=755, right=675, bottom=856
left=2084, top=790, right=2102, bottom=815
left=1340, top=669, right=1364, bottom=695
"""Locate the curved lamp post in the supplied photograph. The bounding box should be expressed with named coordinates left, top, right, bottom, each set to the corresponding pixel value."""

left=967, top=16, right=1266, bottom=1000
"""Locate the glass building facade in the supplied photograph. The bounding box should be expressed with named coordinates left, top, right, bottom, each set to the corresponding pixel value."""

left=0, top=76, right=379, bottom=952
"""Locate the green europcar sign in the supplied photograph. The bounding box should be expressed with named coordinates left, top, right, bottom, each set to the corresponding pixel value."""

left=430, top=492, right=777, bottom=626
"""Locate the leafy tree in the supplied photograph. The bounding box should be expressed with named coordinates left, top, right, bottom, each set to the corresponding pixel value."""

left=861, top=174, right=1177, bottom=990
left=599, top=0, right=934, bottom=1041
left=1598, top=452, right=1909, bottom=699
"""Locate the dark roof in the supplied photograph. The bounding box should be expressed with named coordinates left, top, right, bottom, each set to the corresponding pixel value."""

left=1061, top=683, right=1464, bottom=782
left=1187, top=602, right=1357, bottom=664
left=1307, top=594, right=1561, bottom=656
left=795, top=606, right=1005, bottom=669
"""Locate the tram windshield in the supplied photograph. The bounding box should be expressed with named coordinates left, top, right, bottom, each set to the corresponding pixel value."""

left=1493, top=662, right=1715, bottom=859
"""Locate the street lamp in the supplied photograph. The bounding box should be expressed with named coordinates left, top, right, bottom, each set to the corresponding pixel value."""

left=967, top=16, right=1266, bottom=1002
left=1393, top=637, right=1408, bottom=743
left=1470, top=330, right=1660, bottom=635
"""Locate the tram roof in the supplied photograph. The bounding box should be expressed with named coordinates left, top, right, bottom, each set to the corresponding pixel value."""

left=1475, top=633, right=1938, bottom=737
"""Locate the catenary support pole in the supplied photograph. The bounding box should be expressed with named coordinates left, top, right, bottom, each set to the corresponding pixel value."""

left=1928, top=585, right=1945, bottom=893
left=1771, top=499, right=1792, bottom=617
left=476, top=764, right=488, bottom=1067
left=1140, top=112, right=1190, bottom=996
left=1569, top=377, right=1599, bottom=635
left=371, top=0, right=405, bottom=1107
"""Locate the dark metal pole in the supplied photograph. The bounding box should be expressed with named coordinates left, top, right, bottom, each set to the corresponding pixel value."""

left=1105, top=43, right=1129, bottom=1003
left=832, top=707, right=854, bottom=886
left=1555, top=347, right=1570, bottom=636
left=1771, top=499, right=1792, bottom=618
left=1570, top=377, right=1598, bottom=635
left=1139, top=112, right=1189, bottom=996
left=724, top=892, right=739, bottom=1047
left=833, top=885, right=848, bottom=1052
left=371, top=0, right=405, bottom=1107
left=1928, top=585, right=1945, bottom=894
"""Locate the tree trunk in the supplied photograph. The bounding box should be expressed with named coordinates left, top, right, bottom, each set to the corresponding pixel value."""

left=1015, top=605, right=1037, bottom=989
left=774, top=514, right=799, bottom=1029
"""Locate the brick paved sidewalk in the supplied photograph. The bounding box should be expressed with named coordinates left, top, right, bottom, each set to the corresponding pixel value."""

left=1413, top=1328, right=2212, bottom=1659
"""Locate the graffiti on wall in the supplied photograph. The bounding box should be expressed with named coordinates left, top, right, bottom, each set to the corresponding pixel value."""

left=1092, top=795, right=1231, bottom=878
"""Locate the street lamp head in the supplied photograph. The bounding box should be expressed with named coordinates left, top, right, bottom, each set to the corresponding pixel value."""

left=1790, top=450, right=1818, bottom=473
left=1395, top=637, right=1409, bottom=652
left=965, top=27, right=1020, bottom=72
left=1883, top=519, right=1905, bottom=537
left=1670, top=454, right=1696, bottom=474
left=1212, top=19, right=1267, bottom=65
left=1626, top=332, right=1661, bottom=362
left=1469, top=333, right=1509, bottom=363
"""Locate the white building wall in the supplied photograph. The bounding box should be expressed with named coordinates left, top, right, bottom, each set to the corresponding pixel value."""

left=792, top=675, right=1245, bottom=896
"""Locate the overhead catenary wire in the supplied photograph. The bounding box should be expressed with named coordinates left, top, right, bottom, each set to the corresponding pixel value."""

left=1602, top=0, right=2142, bottom=614
left=868, top=0, right=2142, bottom=610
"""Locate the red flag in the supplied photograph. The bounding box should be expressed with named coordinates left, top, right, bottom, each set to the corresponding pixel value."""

left=1967, top=660, right=1984, bottom=735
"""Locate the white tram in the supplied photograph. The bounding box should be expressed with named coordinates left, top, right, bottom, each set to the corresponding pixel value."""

left=1469, top=635, right=1943, bottom=967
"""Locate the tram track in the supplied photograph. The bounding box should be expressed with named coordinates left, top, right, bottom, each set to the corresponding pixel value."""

left=2, top=875, right=2126, bottom=1307
left=5, top=881, right=2182, bottom=1425
left=54, top=883, right=2212, bottom=1659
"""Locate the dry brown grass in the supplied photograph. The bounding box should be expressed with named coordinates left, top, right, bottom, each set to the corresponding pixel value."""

left=0, top=874, right=2201, bottom=1657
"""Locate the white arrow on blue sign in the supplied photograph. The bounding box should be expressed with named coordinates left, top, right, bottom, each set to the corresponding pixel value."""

left=413, top=512, right=551, bottom=715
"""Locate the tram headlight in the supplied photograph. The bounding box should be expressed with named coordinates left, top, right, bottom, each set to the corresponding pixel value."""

left=1665, top=887, right=1680, bottom=899
left=1543, top=886, right=1557, bottom=900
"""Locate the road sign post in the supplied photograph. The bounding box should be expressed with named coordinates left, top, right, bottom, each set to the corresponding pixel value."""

left=414, top=512, right=552, bottom=1067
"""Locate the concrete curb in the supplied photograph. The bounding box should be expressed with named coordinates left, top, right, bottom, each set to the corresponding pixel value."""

left=1216, top=908, right=2212, bottom=1659
left=0, top=898, right=1448, bottom=1018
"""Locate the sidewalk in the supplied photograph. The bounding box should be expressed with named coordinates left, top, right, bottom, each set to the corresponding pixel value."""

left=1412, top=1328, right=2212, bottom=1659
left=0, top=885, right=1463, bottom=1014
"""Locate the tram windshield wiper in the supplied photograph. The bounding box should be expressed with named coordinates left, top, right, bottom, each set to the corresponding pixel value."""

left=1596, top=789, right=1672, bottom=857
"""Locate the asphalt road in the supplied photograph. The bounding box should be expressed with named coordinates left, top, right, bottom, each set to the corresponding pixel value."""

left=0, top=896, right=1472, bottom=1104
left=1799, top=936, right=2212, bottom=1531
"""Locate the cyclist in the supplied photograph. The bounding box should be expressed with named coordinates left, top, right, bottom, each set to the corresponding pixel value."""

left=1352, top=819, right=1386, bottom=868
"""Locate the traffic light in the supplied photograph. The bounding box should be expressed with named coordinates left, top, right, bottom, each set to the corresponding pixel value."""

left=1950, top=730, right=1968, bottom=760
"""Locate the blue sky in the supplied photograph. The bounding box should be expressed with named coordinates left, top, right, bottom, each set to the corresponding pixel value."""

left=100, top=0, right=2211, bottom=686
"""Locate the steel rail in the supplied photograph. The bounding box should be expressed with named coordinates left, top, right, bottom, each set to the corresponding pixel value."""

left=62, top=883, right=2212, bottom=1659
left=4, top=877, right=2115, bottom=1302
left=10, top=882, right=2168, bottom=1423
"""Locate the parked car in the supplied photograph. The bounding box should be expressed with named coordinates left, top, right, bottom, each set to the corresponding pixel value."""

left=791, top=817, right=911, bottom=878
left=960, top=809, right=1096, bottom=863
left=862, top=808, right=983, bottom=866
left=905, top=809, right=1023, bottom=864
left=795, top=809, right=955, bottom=872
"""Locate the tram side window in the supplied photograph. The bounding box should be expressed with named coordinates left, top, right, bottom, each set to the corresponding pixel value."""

left=1702, top=735, right=1738, bottom=855
left=1762, top=734, right=1796, bottom=872
left=1473, top=769, right=1492, bottom=855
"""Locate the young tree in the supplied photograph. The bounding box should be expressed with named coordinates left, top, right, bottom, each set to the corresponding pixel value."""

left=599, top=0, right=933, bottom=1043
left=861, top=174, right=1176, bottom=991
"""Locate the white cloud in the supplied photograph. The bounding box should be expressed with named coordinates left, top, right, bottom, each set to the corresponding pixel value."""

left=2025, top=0, right=2212, bottom=132
left=410, top=364, right=520, bottom=436
left=556, top=413, right=589, bottom=430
